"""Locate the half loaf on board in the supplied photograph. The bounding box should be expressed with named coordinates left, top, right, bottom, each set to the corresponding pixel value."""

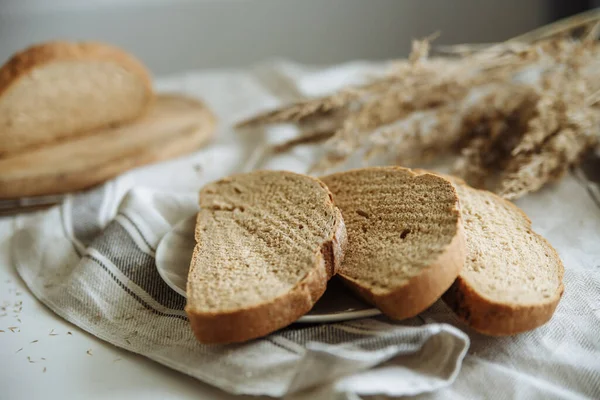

left=439, top=175, right=565, bottom=335
left=0, top=41, right=153, bottom=155
left=320, top=167, right=465, bottom=320
left=186, top=170, right=347, bottom=344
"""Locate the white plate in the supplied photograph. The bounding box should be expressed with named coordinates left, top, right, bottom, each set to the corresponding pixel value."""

left=155, top=215, right=381, bottom=323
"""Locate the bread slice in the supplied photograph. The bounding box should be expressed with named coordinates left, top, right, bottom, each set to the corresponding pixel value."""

left=185, top=171, right=346, bottom=344
left=438, top=175, right=564, bottom=335
left=0, top=41, right=153, bottom=155
left=0, top=94, right=216, bottom=198
left=320, top=167, right=465, bottom=320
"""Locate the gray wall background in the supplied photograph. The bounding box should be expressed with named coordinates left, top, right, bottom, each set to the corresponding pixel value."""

left=0, top=0, right=551, bottom=75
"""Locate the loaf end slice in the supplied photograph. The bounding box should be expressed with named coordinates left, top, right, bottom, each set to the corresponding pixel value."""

left=0, top=41, right=153, bottom=155
left=440, top=177, right=564, bottom=335
left=321, top=167, right=466, bottom=320
left=185, top=171, right=346, bottom=344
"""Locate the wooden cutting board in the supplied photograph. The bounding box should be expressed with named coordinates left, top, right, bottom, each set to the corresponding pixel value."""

left=0, top=94, right=216, bottom=198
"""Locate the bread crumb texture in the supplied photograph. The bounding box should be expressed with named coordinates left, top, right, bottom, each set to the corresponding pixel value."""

left=322, top=167, right=461, bottom=294
left=188, top=171, right=339, bottom=313
left=454, top=183, right=563, bottom=305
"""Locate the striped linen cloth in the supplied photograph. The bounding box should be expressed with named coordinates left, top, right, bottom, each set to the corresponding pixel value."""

left=12, top=179, right=469, bottom=398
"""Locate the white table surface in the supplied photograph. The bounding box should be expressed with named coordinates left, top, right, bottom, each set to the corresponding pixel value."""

left=0, top=216, right=257, bottom=400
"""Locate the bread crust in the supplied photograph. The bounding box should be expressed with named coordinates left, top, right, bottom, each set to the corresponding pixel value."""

left=412, top=170, right=565, bottom=335
left=444, top=182, right=564, bottom=335
left=442, top=272, right=563, bottom=336
left=341, top=210, right=466, bottom=320
left=321, top=166, right=466, bottom=320
left=186, top=174, right=347, bottom=344
left=0, top=41, right=152, bottom=99
left=0, top=41, right=154, bottom=156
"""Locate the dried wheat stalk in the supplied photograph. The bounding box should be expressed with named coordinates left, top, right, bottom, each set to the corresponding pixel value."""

left=236, top=12, right=600, bottom=199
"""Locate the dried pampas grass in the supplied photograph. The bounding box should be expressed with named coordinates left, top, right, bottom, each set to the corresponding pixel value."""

left=236, top=10, right=600, bottom=199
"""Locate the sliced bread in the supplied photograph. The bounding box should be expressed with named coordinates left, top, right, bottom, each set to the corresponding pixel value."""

left=0, top=41, right=153, bottom=155
left=320, top=167, right=465, bottom=320
left=0, top=94, right=216, bottom=198
left=186, top=171, right=346, bottom=344
left=438, top=175, right=564, bottom=335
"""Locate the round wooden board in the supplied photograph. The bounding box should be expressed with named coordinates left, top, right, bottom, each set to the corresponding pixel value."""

left=0, top=94, right=216, bottom=198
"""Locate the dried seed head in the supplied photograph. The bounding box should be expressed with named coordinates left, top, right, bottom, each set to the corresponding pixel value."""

left=235, top=26, right=600, bottom=198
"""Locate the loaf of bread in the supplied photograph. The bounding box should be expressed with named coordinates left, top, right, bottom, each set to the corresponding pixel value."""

left=320, top=167, right=465, bottom=320
left=186, top=171, right=346, bottom=344
left=0, top=41, right=153, bottom=155
left=440, top=176, right=564, bottom=335
left=0, top=94, right=216, bottom=198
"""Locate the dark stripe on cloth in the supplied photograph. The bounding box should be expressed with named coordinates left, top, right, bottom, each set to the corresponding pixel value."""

left=85, top=254, right=187, bottom=321
left=71, top=184, right=107, bottom=246
left=118, top=212, right=155, bottom=251
left=90, top=221, right=186, bottom=310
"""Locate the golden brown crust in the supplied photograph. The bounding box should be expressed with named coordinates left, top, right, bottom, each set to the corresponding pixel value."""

left=340, top=212, right=466, bottom=320
left=186, top=175, right=347, bottom=344
left=411, top=169, right=468, bottom=187
left=442, top=275, right=563, bottom=336
left=185, top=244, right=327, bottom=344
left=413, top=169, right=565, bottom=335
left=324, top=207, right=347, bottom=278
left=441, top=190, right=564, bottom=335
left=0, top=41, right=154, bottom=157
left=0, top=41, right=152, bottom=98
left=321, top=166, right=466, bottom=320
